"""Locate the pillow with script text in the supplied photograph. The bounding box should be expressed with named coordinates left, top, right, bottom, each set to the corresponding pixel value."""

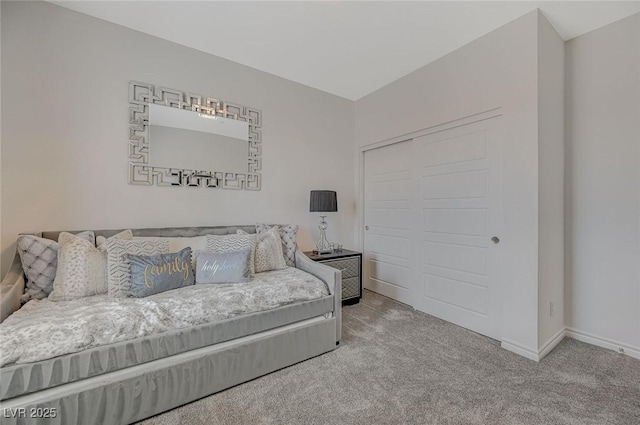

left=125, top=247, right=194, bottom=297
left=196, top=249, right=251, bottom=284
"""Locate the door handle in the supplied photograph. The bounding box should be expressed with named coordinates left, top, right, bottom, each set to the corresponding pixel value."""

left=365, top=226, right=370, bottom=231
left=491, top=236, right=500, bottom=244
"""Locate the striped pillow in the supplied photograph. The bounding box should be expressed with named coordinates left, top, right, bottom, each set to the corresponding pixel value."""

left=105, top=239, right=169, bottom=298
left=206, top=234, right=257, bottom=276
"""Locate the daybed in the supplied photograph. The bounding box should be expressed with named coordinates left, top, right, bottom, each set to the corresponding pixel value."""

left=0, top=225, right=342, bottom=425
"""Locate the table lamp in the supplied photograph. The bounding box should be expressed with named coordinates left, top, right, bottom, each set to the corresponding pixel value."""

left=310, top=190, right=337, bottom=254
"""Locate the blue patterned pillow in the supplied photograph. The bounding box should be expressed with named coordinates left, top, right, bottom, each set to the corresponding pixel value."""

left=195, top=249, right=251, bottom=284
left=124, top=248, right=194, bottom=297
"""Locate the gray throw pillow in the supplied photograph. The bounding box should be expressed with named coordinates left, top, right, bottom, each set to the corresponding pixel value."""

left=255, top=223, right=298, bottom=267
left=125, top=248, right=194, bottom=297
left=195, top=249, right=251, bottom=284
left=17, top=231, right=95, bottom=302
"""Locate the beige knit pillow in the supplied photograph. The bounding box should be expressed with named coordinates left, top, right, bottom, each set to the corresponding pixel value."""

left=49, top=230, right=133, bottom=301
left=238, top=227, right=287, bottom=273
left=49, top=232, right=106, bottom=301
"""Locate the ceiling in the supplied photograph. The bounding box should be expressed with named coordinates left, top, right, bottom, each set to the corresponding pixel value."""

left=51, top=1, right=640, bottom=100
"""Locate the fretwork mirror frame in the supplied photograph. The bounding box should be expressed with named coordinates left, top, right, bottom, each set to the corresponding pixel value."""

left=128, top=81, right=262, bottom=190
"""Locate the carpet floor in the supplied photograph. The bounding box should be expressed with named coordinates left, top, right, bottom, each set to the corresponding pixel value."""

left=139, top=290, right=640, bottom=425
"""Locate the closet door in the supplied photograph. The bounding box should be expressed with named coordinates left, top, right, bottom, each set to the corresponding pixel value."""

left=413, top=118, right=503, bottom=339
left=363, top=140, right=414, bottom=305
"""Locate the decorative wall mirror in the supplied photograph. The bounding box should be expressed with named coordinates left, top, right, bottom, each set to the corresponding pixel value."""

left=128, top=81, right=262, bottom=190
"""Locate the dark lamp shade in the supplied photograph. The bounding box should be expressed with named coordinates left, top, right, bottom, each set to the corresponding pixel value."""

left=310, top=190, right=338, bottom=212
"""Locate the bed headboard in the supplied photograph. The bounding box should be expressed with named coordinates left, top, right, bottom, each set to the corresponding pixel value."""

left=40, top=225, right=258, bottom=241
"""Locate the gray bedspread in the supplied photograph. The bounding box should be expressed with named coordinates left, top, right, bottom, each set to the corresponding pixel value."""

left=0, top=267, right=328, bottom=367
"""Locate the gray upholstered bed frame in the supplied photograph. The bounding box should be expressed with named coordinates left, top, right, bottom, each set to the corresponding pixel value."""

left=0, top=226, right=342, bottom=425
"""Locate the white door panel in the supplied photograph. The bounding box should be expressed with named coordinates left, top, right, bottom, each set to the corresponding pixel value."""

left=414, top=118, right=502, bottom=340
left=370, top=259, right=411, bottom=289
left=422, top=240, right=488, bottom=276
left=368, top=208, right=412, bottom=228
left=363, top=117, right=502, bottom=340
left=370, top=179, right=412, bottom=201
left=363, top=140, right=414, bottom=305
left=422, top=208, right=488, bottom=236
left=422, top=264, right=489, bottom=287
left=419, top=130, right=488, bottom=167
left=369, top=234, right=411, bottom=259
left=422, top=273, right=488, bottom=315
left=421, top=170, right=488, bottom=199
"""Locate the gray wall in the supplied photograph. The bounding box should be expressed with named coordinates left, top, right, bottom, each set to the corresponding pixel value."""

left=537, top=12, right=565, bottom=349
left=565, top=13, right=640, bottom=354
left=355, top=11, right=543, bottom=356
left=0, top=1, right=355, bottom=275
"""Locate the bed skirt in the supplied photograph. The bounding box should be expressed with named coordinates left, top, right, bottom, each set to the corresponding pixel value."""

left=0, top=317, right=337, bottom=425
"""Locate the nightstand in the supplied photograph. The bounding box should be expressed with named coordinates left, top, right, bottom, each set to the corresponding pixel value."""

left=304, top=249, right=362, bottom=305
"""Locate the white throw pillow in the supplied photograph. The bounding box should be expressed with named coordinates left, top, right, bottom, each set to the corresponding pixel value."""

left=237, top=228, right=287, bottom=273
left=255, top=223, right=298, bottom=267
left=49, top=233, right=107, bottom=301
left=96, top=230, right=133, bottom=250
left=105, top=238, right=169, bottom=298
left=206, top=234, right=257, bottom=276
left=133, top=236, right=207, bottom=269
left=49, top=230, right=133, bottom=301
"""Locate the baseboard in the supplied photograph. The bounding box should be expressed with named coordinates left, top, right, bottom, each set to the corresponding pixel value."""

left=565, top=327, right=640, bottom=360
left=501, top=338, right=541, bottom=362
left=537, top=328, right=567, bottom=361
left=502, top=328, right=566, bottom=362
left=503, top=328, right=640, bottom=362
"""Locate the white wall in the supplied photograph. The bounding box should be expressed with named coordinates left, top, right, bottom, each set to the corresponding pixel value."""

left=356, top=11, right=542, bottom=356
left=0, top=2, right=3, bottom=268
left=565, top=13, right=640, bottom=356
left=537, top=13, right=565, bottom=350
left=4, top=1, right=638, bottom=361
left=0, top=1, right=356, bottom=275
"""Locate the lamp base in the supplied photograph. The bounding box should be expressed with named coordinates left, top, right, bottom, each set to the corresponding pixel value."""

left=315, top=214, right=333, bottom=254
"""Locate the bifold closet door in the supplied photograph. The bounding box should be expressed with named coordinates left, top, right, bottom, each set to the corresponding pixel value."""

left=363, top=117, right=503, bottom=340
left=412, top=118, right=503, bottom=340
left=363, top=140, right=414, bottom=305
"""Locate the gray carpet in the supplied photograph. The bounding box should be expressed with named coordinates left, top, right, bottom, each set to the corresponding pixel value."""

left=139, top=290, right=640, bottom=425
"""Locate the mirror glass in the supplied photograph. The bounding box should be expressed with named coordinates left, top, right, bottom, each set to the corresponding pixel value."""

left=148, top=103, right=249, bottom=172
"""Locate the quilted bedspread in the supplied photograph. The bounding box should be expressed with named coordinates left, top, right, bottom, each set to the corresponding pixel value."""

left=0, top=267, right=328, bottom=366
